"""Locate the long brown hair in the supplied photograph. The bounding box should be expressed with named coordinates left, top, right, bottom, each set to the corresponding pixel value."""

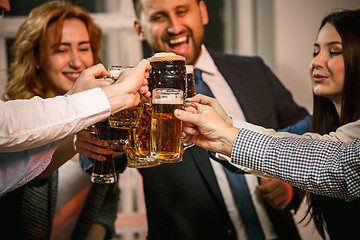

left=5, top=1, right=103, bottom=100
left=307, top=9, right=360, bottom=239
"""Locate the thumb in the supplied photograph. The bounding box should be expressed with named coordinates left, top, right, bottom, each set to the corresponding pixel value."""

left=137, top=59, right=151, bottom=72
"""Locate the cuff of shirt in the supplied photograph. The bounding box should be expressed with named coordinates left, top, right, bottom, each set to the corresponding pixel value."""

left=71, top=88, right=111, bottom=128
left=230, top=129, right=273, bottom=179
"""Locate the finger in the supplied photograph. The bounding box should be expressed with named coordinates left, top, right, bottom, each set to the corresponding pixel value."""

left=138, top=85, right=149, bottom=95
left=256, top=184, right=270, bottom=194
left=184, top=103, right=199, bottom=114
left=143, top=91, right=151, bottom=98
left=79, top=149, right=107, bottom=161
left=137, top=59, right=151, bottom=72
left=88, top=63, right=110, bottom=78
left=182, top=125, right=199, bottom=136
left=77, top=131, right=101, bottom=146
left=186, top=94, right=215, bottom=105
left=174, top=109, right=198, bottom=124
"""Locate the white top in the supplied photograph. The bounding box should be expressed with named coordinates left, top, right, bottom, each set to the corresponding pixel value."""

left=0, top=88, right=111, bottom=196
left=195, top=45, right=277, bottom=240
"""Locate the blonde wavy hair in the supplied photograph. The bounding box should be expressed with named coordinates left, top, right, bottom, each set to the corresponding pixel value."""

left=5, top=1, right=103, bottom=100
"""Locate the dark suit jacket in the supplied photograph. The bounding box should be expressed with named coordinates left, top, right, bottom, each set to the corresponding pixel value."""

left=139, top=49, right=308, bottom=240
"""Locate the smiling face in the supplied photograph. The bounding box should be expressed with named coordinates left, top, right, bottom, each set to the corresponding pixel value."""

left=42, top=18, right=94, bottom=97
left=310, top=23, right=345, bottom=106
left=134, top=0, right=208, bottom=65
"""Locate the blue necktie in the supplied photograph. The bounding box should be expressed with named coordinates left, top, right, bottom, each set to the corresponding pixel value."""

left=194, top=68, right=265, bottom=240
left=194, top=68, right=214, bottom=98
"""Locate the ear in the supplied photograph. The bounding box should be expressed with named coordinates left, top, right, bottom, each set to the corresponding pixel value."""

left=134, top=20, right=146, bottom=41
left=199, top=1, right=209, bottom=26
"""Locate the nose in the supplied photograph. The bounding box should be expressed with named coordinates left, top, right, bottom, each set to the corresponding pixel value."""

left=69, top=50, right=82, bottom=69
left=167, top=15, right=184, bottom=35
left=311, top=52, right=326, bottom=69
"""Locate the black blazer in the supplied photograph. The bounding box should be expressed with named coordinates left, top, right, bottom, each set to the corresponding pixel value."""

left=139, top=49, right=308, bottom=240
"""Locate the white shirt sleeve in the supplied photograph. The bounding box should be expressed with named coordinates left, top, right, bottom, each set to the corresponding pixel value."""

left=0, top=88, right=111, bottom=152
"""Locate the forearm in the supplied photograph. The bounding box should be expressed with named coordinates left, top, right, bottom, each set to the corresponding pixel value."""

left=231, top=128, right=360, bottom=201
left=0, top=88, right=110, bottom=152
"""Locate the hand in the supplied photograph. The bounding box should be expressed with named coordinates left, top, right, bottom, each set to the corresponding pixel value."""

left=174, top=103, right=239, bottom=157
left=256, top=178, right=293, bottom=210
left=186, top=94, right=233, bottom=125
left=66, top=63, right=112, bottom=95
left=102, top=59, right=151, bottom=114
left=74, top=129, right=113, bottom=161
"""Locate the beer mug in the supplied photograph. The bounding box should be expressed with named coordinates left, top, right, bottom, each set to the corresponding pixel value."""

left=107, top=66, right=144, bottom=129
left=124, top=128, right=161, bottom=168
left=89, top=120, right=128, bottom=183
left=129, top=52, right=186, bottom=163
left=183, top=65, right=196, bottom=150
left=150, top=88, right=184, bottom=162
left=148, top=52, right=186, bottom=93
left=129, top=99, right=157, bottom=162
left=185, top=65, right=197, bottom=98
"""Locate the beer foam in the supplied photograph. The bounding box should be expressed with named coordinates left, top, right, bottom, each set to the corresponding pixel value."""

left=148, top=52, right=185, bottom=62
left=186, top=65, right=193, bottom=74
left=152, top=98, right=183, bottom=104
left=152, top=89, right=184, bottom=104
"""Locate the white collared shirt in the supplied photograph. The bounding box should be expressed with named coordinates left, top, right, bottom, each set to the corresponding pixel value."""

left=195, top=45, right=277, bottom=240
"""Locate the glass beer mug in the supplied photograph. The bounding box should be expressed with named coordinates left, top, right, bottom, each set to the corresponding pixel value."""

left=107, top=66, right=144, bottom=129
left=150, top=88, right=184, bottom=162
left=88, top=120, right=129, bottom=183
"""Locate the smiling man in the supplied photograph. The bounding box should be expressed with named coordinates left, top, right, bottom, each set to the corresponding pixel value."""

left=132, top=0, right=309, bottom=239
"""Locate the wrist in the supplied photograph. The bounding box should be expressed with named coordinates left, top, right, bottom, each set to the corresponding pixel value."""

left=218, top=125, right=239, bottom=157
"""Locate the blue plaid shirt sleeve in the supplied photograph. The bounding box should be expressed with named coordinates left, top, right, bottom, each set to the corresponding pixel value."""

left=231, top=128, right=360, bottom=202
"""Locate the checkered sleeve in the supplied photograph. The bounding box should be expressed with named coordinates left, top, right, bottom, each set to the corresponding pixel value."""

left=231, top=128, right=360, bottom=202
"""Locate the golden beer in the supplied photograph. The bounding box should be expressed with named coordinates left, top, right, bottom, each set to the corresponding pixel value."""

left=108, top=103, right=144, bottom=129
left=124, top=128, right=161, bottom=168
left=150, top=88, right=184, bottom=162
left=107, top=65, right=144, bottom=129
left=134, top=102, right=152, bottom=158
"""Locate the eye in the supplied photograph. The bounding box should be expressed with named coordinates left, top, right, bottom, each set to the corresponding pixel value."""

left=312, top=49, right=319, bottom=57
left=79, top=47, right=90, bottom=52
left=151, top=14, right=165, bottom=22
left=176, top=8, right=188, bottom=16
left=330, top=51, right=342, bottom=56
left=57, top=48, right=68, bottom=53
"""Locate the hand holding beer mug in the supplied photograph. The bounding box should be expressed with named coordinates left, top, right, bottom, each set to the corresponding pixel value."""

left=151, top=88, right=184, bottom=162
left=107, top=66, right=144, bottom=129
